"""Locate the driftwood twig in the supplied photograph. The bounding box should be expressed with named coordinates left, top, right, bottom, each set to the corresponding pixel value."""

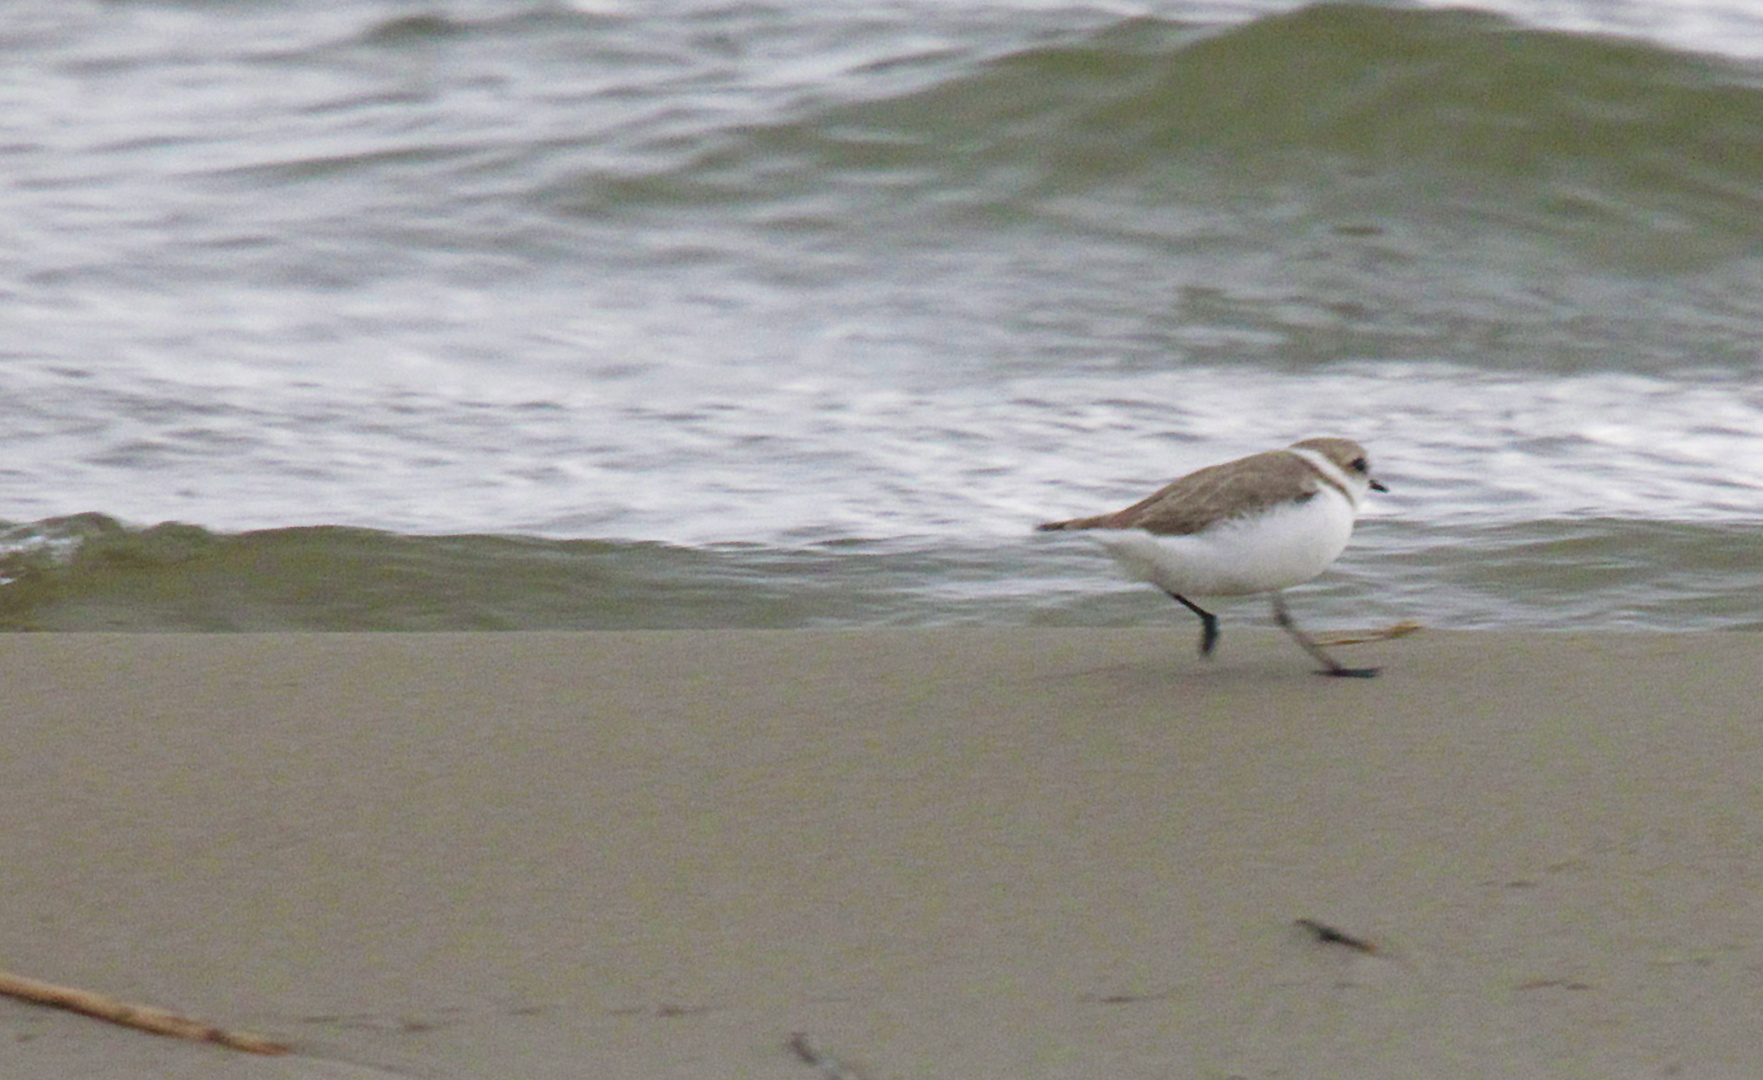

left=0, top=969, right=288, bottom=1055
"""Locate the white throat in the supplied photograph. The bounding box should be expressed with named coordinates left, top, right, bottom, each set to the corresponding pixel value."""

left=1288, top=447, right=1366, bottom=511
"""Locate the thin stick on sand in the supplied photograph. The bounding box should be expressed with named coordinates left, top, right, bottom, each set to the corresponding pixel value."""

left=0, top=969, right=288, bottom=1055
left=1314, top=621, right=1422, bottom=647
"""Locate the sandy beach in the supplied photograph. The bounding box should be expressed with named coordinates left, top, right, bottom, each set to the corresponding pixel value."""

left=2, top=628, right=1760, bottom=1078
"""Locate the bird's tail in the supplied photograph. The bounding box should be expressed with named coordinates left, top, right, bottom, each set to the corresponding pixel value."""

left=1035, top=514, right=1114, bottom=532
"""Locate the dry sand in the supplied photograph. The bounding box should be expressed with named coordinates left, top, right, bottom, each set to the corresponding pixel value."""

left=1, top=629, right=1760, bottom=1078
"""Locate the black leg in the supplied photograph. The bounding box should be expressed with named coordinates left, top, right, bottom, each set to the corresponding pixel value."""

left=1270, top=593, right=1378, bottom=678
left=1165, top=592, right=1219, bottom=657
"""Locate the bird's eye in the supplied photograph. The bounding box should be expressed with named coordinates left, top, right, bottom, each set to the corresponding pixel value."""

left=1351, top=457, right=1369, bottom=473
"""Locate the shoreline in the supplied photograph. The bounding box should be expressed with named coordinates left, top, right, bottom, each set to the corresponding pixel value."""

left=3, top=629, right=1759, bottom=1078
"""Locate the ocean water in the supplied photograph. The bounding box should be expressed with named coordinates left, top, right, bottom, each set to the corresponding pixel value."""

left=2, top=0, right=1760, bottom=631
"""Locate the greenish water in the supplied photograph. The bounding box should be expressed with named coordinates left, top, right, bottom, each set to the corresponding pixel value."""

left=4, top=514, right=1756, bottom=631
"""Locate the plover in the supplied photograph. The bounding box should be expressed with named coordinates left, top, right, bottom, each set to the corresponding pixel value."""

left=1038, top=437, right=1387, bottom=677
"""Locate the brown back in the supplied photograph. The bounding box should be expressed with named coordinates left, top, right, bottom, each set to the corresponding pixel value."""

left=1036, top=449, right=1330, bottom=536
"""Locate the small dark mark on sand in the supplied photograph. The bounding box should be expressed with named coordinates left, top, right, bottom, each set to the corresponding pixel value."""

left=1296, top=918, right=1378, bottom=954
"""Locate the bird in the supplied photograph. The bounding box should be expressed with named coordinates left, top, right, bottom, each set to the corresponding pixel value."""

left=1037, top=437, right=1387, bottom=677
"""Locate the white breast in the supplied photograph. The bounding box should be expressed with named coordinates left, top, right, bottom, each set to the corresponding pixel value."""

left=1089, top=489, right=1358, bottom=597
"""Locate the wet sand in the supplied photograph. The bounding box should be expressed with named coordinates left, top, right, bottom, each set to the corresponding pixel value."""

left=2, top=629, right=1760, bottom=1078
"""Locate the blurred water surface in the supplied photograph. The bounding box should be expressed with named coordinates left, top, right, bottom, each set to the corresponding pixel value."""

left=2, top=0, right=1760, bottom=630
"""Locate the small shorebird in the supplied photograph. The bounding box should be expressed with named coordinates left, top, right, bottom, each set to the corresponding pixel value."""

left=1038, top=437, right=1387, bottom=677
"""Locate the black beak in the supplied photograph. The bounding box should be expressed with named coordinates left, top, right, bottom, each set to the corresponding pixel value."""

left=1370, top=478, right=1389, bottom=493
